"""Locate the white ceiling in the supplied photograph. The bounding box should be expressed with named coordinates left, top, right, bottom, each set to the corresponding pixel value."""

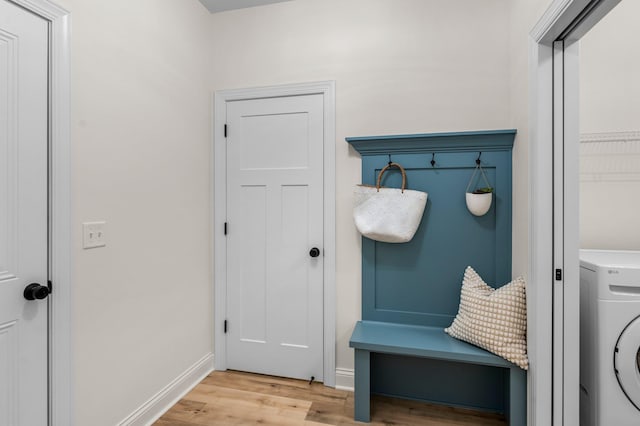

left=198, top=0, right=295, bottom=13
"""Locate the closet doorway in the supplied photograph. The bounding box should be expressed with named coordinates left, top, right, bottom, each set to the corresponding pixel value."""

left=213, top=82, right=336, bottom=386
left=531, top=0, right=624, bottom=424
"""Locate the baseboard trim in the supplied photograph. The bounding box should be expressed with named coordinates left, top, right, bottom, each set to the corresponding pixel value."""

left=118, top=353, right=214, bottom=426
left=335, top=367, right=354, bottom=392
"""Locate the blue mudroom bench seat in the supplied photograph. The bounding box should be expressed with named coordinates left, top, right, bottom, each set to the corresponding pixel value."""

left=349, top=320, right=526, bottom=425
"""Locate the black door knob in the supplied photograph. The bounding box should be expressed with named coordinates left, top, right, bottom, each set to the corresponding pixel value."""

left=309, top=247, right=320, bottom=258
left=24, top=283, right=50, bottom=300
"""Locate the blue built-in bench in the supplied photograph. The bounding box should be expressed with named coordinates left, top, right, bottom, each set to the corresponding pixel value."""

left=349, top=321, right=526, bottom=424
left=346, top=130, right=525, bottom=424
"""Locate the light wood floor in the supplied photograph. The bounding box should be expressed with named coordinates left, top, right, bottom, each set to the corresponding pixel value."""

left=154, top=370, right=507, bottom=426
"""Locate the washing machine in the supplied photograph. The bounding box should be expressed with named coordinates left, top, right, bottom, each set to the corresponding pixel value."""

left=580, top=249, right=640, bottom=426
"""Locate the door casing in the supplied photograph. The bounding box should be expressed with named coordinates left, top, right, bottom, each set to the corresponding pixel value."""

left=213, top=81, right=336, bottom=387
left=530, top=0, right=622, bottom=424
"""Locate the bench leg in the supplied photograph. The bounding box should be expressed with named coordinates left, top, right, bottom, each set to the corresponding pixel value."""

left=354, top=349, right=371, bottom=422
left=507, top=367, right=527, bottom=426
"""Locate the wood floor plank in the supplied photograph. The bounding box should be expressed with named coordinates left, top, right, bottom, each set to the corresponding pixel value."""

left=155, top=417, right=205, bottom=426
left=305, top=400, right=351, bottom=424
left=169, top=399, right=318, bottom=426
left=155, top=370, right=507, bottom=426
left=184, top=387, right=311, bottom=423
left=155, top=419, right=197, bottom=426
left=162, top=400, right=207, bottom=423
left=370, top=396, right=506, bottom=426
left=187, top=383, right=311, bottom=411
left=202, top=371, right=348, bottom=404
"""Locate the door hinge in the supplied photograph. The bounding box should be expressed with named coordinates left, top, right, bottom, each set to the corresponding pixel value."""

left=224, top=124, right=228, bottom=138
left=224, top=222, right=228, bottom=235
left=224, top=319, right=228, bottom=334
left=48, top=280, right=52, bottom=292
left=555, top=268, right=563, bottom=281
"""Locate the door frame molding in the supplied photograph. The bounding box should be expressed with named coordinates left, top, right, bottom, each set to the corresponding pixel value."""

left=529, top=0, right=621, bottom=424
left=7, top=0, right=72, bottom=425
left=212, top=81, right=337, bottom=387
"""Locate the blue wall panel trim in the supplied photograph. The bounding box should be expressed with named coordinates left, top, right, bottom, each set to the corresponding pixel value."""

left=346, top=129, right=516, bottom=155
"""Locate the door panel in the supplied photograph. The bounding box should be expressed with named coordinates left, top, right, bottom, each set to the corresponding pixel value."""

left=0, top=1, right=49, bottom=424
left=552, top=40, right=565, bottom=426
left=238, top=185, right=267, bottom=343
left=0, top=321, right=18, bottom=425
left=279, top=185, right=310, bottom=348
left=553, top=38, right=581, bottom=426
left=226, top=94, right=324, bottom=381
left=240, top=113, right=310, bottom=169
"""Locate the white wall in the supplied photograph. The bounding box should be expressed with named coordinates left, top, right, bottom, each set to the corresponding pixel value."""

left=579, top=0, right=640, bottom=250
left=55, top=0, right=213, bottom=424
left=209, top=0, right=512, bottom=374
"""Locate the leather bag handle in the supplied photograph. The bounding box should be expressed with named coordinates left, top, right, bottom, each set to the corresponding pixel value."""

left=376, top=162, right=407, bottom=193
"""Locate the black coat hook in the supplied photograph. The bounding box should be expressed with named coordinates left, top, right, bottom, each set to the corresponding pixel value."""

left=430, top=153, right=436, bottom=167
left=476, top=152, right=482, bottom=165
left=388, top=154, right=392, bottom=165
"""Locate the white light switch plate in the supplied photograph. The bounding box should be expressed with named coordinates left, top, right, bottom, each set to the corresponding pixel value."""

left=83, top=221, right=106, bottom=249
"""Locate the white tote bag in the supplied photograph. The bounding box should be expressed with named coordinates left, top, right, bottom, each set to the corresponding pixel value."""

left=353, top=162, right=428, bottom=243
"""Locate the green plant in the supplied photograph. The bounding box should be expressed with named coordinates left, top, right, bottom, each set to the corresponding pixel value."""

left=472, top=187, right=494, bottom=194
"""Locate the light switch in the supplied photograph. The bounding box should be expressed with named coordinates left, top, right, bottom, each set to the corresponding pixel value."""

left=82, top=221, right=106, bottom=249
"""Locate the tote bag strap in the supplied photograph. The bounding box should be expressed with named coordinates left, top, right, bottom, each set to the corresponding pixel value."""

left=376, top=162, right=407, bottom=193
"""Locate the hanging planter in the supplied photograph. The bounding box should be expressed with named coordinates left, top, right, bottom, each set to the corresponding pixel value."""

left=466, top=190, right=492, bottom=216
left=465, top=155, right=493, bottom=217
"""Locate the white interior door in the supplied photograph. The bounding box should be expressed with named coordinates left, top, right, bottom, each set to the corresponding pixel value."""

left=225, top=94, right=324, bottom=381
left=552, top=35, right=584, bottom=426
left=0, top=1, right=49, bottom=424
